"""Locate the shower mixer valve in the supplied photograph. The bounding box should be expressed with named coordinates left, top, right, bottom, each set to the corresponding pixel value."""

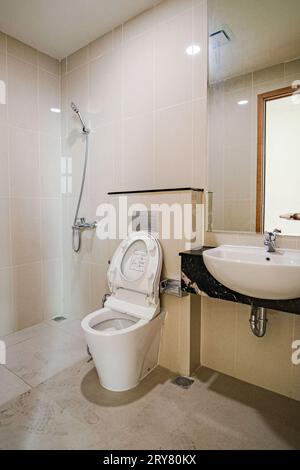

left=73, top=217, right=97, bottom=231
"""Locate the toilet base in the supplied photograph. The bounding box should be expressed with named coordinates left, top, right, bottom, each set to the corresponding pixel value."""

left=82, top=310, right=165, bottom=392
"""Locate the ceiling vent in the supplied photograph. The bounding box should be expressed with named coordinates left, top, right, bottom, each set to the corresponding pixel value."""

left=209, top=27, right=232, bottom=48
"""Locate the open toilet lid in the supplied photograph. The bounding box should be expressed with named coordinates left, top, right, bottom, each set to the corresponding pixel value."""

left=107, top=231, right=162, bottom=304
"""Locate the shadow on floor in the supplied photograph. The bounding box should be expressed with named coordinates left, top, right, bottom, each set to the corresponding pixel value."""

left=81, top=365, right=176, bottom=407
left=195, top=366, right=300, bottom=449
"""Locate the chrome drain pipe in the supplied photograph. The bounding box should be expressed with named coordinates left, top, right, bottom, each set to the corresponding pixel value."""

left=249, top=306, right=268, bottom=337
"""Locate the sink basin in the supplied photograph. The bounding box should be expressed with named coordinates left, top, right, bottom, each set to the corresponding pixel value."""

left=203, top=245, right=300, bottom=300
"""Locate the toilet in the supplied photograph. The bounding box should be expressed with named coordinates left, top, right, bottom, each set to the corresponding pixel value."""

left=81, top=231, right=165, bottom=392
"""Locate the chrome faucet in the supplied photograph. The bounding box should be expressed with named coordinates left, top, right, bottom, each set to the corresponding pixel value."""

left=264, top=228, right=281, bottom=252
left=72, top=217, right=97, bottom=231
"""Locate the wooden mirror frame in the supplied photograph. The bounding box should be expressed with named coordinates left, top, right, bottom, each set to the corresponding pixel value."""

left=256, top=85, right=300, bottom=232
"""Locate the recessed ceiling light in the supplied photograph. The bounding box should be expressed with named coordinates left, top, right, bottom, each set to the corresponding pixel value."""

left=50, top=107, right=61, bottom=113
left=238, top=100, right=249, bottom=106
left=186, top=44, right=201, bottom=56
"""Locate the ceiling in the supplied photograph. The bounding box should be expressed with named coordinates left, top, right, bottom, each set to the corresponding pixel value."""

left=209, top=0, right=300, bottom=82
left=0, top=0, right=155, bottom=59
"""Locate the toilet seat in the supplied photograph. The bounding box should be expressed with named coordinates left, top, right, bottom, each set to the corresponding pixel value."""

left=106, top=231, right=162, bottom=320
left=81, top=308, right=148, bottom=337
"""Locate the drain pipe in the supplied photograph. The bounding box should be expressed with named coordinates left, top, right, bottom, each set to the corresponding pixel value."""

left=249, top=306, right=268, bottom=337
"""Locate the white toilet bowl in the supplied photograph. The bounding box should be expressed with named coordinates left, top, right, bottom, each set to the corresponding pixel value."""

left=81, top=231, right=165, bottom=392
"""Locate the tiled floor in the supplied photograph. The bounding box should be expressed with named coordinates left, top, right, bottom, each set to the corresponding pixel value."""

left=1, top=321, right=300, bottom=450
left=0, top=319, right=86, bottom=399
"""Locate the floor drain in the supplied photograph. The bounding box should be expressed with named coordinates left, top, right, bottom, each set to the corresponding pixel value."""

left=52, top=316, right=67, bottom=323
left=172, top=376, right=194, bottom=389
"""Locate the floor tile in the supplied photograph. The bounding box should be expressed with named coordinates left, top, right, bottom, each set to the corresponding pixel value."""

left=0, top=388, right=106, bottom=450
left=0, top=366, right=31, bottom=407
left=5, top=327, right=87, bottom=387
left=1, top=322, right=53, bottom=347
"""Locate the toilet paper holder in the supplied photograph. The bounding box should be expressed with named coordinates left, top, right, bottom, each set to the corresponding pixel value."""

left=160, top=278, right=188, bottom=297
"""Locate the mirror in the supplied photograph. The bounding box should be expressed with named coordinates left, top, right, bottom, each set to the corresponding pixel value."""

left=207, top=0, right=300, bottom=234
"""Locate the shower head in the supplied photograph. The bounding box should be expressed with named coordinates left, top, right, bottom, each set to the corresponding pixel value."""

left=71, top=101, right=79, bottom=113
left=70, top=101, right=90, bottom=134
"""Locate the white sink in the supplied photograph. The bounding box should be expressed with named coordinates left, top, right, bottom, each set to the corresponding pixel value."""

left=203, top=245, right=300, bottom=300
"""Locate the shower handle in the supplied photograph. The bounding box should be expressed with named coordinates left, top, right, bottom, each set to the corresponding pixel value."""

left=72, top=217, right=97, bottom=231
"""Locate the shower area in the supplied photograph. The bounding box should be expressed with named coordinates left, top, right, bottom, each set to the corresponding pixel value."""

left=0, top=32, right=112, bottom=337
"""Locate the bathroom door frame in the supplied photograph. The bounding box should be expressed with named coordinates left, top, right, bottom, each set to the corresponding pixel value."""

left=256, top=84, right=300, bottom=232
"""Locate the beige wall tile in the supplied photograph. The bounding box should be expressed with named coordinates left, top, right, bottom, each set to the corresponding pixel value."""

left=0, top=51, right=7, bottom=127
left=38, top=52, right=59, bottom=75
left=201, top=297, right=237, bottom=376
left=124, top=31, right=154, bottom=118
left=9, top=127, right=40, bottom=198
left=41, top=198, right=62, bottom=260
left=190, top=294, right=201, bottom=372
left=193, top=98, right=207, bottom=188
left=63, top=259, right=91, bottom=318
left=123, top=7, right=154, bottom=41
left=155, top=102, right=193, bottom=186
left=60, top=58, right=66, bottom=75
left=155, top=9, right=193, bottom=109
left=178, top=294, right=193, bottom=374
left=0, top=126, right=9, bottom=197
left=0, top=267, right=14, bottom=336
left=89, top=32, right=112, bottom=61
left=235, top=306, right=294, bottom=397
left=89, top=123, right=114, bottom=202
left=122, top=113, right=155, bottom=189
left=159, top=294, right=195, bottom=376
left=276, top=236, right=298, bottom=249
left=89, top=51, right=122, bottom=127
left=224, top=200, right=252, bottom=232
left=160, top=237, right=182, bottom=279
left=291, top=315, right=300, bottom=400
left=7, top=55, right=38, bottom=130
left=285, top=58, right=300, bottom=77
left=0, top=199, right=11, bottom=268
left=89, top=234, right=112, bottom=267
left=12, top=262, right=44, bottom=330
left=67, top=46, right=88, bottom=72
left=192, top=0, right=207, bottom=101
left=224, top=73, right=253, bottom=93
left=113, top=25, right=123, bottom=50
left=38, top=69, right=60, bottom=135
left=40, top=133, right=61, bottom=198
left=7, top=35, right=37, bottom=65
left=253, top=63, right=284, bottom=85
left=0, top=32, right=64, bottom=335
left=159, top=295, right=180, bottom=372
left=155, top=0, right=193, bottom=24
left=42, top=259, right=63, bottom=320
left=90, top=263, right=109, bottom=312
left=0, top=31, right=6, bottom=55
left=11, top=198, right=41, bottom=265
left=67, top=64, right=89, bottom=133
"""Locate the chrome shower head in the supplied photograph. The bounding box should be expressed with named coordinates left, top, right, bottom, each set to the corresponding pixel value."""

left=70, top=101, right=90, bottom=134
left=71, top=101, right=79, bottom=113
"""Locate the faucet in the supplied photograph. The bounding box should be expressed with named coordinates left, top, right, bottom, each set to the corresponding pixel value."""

left=264, top=228, right=281, bottom=252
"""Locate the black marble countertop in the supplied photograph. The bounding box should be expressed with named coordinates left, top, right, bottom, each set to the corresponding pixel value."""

left=180, top=247, right=300, bottom=315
